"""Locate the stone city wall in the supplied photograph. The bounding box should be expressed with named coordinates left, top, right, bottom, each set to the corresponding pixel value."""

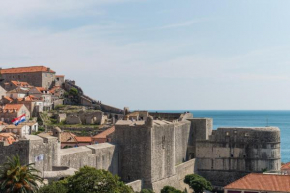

left=0, top=135, right=60, bottom=176
left=113, top=121, right=152, bottom=183
left=59, top=143, right=118, bottom=175
left=100, top=103, right=123, bottom=114
left=126, top=180, right=142, bottom=192
left=151, top=159, right=196, bottom=193
left=174, top=121, right=191, bottom=165
left=195, top=127, right=281, bottom=186
left=150, top=121, right=176, bottom=183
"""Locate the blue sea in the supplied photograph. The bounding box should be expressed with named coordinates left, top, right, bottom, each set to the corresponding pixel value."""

left=154, top=110, right=290, bottom=163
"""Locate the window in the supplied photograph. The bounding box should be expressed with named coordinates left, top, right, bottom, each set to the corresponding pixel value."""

left=226, top=132, right=230, bottom=136
left=271, top=144, right=275, bottom=149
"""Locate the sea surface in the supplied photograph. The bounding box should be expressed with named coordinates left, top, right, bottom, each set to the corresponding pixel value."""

left=153, top=110, right=290, bottom=163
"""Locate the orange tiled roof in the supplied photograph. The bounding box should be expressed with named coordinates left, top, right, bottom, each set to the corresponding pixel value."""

left=0, top=121, right=7, bottom=125
left=35, top=87, right=46, bottom=92
left=75, top=136, right=92, bottom=143
left=3, top=96, right=13, bottom=102
left=93, top=126, right=115, bottom=139
left=3, top=104, right=24, bottom=111
left=0, top=133, right=16, bottom=145
left=49, top=86, right=61, bottom=94
left=1, top=66, right=55, bottom=74
left=224, top=173, right=290, bottom=192
left=11, top=81, right=30, bottom=87
left=56, top=75, right=64, bottom=77
left=281, top=162, right=290, bottom=170
left=23, top=95, right=37, bottom=101
left=6, top=137, right=15, bottom=145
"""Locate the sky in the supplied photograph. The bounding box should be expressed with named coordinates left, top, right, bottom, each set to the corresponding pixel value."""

left=0, top=0, right=290, bottom=110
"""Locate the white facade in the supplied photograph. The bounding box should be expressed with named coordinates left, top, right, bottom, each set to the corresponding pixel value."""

left=5, top=122, right=38, bottom=137
left=7, top=92, right=26, bottom=99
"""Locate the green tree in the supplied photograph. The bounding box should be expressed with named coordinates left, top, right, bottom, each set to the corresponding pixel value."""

left=66, top=166, right=133, bottom=193
left=39, top=181, right=68, bottom=193
left=184, top=174, right=212, bottom=193
left=161, top=186, right=184, bottom=193
left=138, top=189, right=155, bottom=193
left=0, top=155, right=43, bottom=193
left=69, top=88, right=78, bottom=96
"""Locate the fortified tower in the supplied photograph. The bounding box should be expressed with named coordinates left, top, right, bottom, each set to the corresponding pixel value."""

left=188, top=118, right=281, bottom=186
left=114, top=115, right=193, bottom=191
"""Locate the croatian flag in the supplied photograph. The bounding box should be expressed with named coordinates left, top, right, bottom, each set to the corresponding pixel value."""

left=11, top=114, right=26, bottom=126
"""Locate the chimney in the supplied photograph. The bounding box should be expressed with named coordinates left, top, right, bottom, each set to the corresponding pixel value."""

left=47, top=68, right=50, bottom=72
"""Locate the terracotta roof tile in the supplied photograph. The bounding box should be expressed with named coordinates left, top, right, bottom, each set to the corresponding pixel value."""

left=35, top=87, right=46, bottom=92
left=49, top=86, right=61, bottom=94
left=0, top=121, right=7, bottom=125
left=93, top=126, right=115, bottom=139
left=1, top=66, right=55, bottom=74
left=6, top=137, right=15, bottom=145
left=22, top=95, right=37, bottom=101
left=3, top=104, right=24, bottom=111
left=0, top=133, right=16, bottom=145
left=3, top=96, right=13, bottom=102
left=75, top=136, right=92, bottom=142
left=281, top=162, right=290, bottom=170
left=224, top=173, right=290, bottom=192
left=11, top=81, right=30, bottom=87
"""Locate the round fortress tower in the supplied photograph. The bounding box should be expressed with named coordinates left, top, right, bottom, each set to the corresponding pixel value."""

left=195, top=126, right=281, bottom=186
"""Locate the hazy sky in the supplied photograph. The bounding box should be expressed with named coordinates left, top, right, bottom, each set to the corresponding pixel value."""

left=0, top=0, right=290, bottom=110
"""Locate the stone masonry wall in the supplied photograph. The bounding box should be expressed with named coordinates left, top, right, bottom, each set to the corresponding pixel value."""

left=113, top=122, right=152, bottom=184
left=150, top=121, right=176, bottom=183
left=174, top=121, right=191, bottom=165
left=0, top=135, right=60, bottom=176
left=126, top=180, right=142, bottom=192
left=2, top=71, right=55, bottom=88
left=195, top=127, right=281, bottom=186
left=60, top=143, right=118, bottom=175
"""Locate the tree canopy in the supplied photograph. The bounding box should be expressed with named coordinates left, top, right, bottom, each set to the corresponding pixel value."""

left=184, top=174, right=212, bottom=193
left=0, top=155, right=43, bottom=193
left=40, top=166, right=134, bottom=193
left=161, top=186, right=184, bottom=193
left=69, top=88, right=78, bottom=96
left=138, top=189, right=155, bottom=193
left=39, top=181, right=67, bottom=193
